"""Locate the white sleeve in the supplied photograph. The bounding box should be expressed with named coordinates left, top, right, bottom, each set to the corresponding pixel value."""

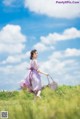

left=33, top=59, right=39, bottom=70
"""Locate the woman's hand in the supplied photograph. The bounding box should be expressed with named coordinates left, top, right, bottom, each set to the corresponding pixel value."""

left=45, top=73, right=49, bottom=76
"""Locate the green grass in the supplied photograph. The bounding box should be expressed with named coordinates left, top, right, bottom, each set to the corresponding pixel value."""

left=0, top=85, right=80, bottom=119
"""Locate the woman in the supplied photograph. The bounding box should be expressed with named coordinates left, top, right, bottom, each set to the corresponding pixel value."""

left=20, top=49, right=48, bottom=98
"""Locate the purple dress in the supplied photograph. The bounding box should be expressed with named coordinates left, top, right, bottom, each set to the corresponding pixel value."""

left=20, top=59, right=42, bottom=91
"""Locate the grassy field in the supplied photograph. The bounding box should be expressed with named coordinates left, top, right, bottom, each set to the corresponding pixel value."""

left=0, top=85, right=80, bottom=119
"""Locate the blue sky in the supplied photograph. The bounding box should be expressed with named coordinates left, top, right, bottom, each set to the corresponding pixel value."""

left=0, top=0, right=80, bottom=90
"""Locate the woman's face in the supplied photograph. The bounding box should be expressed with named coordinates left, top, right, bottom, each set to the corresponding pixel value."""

left=33, top=51, right=38, bottom=59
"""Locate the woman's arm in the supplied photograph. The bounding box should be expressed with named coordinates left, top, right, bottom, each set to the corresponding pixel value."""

left=34, top=60, right=48, bottom=76
left=37, top=70, right=49, bottom=76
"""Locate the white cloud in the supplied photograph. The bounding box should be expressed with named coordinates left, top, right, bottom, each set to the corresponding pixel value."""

left=41, top=27, right=80, bottom=45
left=0, top=43, right=25, bottom=54
left=0, top=24, right=26, bottom=54
left=65, top=48, right=80, bottom=57
left=33, top=27, right=80, bottom=52
left=2, top=56, right=21, bottom=64
left=0, top=61, right=28, bottom=76
left=40, top=48, right=80, bottom=85
left=0, top=24, right=26, bottom=44
left=3, top=0, right=15, bottom=6
left=0, top=61, right=29, bottom=90
left=33, top=42, right=55, bottom=52
left=1, top=51, right=30, bottom=64
left=24, top=0, right=80, bottom=19
left=33, top=42, right=48, bottom=52
left=3, top=0, right=23, bottom=8
left=49, top=48, right=80, bottom=59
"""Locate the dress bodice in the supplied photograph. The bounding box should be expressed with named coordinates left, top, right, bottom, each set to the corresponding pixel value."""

left=30, top=59, right=39, bottom=70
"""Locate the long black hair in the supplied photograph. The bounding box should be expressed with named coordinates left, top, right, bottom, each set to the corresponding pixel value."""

left=30, top=49, right=37, bottom=59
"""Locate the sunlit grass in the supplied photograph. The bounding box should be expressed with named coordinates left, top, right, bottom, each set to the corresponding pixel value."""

left=0, top=85, right=80, bottom=119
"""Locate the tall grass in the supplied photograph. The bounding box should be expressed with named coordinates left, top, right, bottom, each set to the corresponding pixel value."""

left=0, top=85, right=80, bottom=119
